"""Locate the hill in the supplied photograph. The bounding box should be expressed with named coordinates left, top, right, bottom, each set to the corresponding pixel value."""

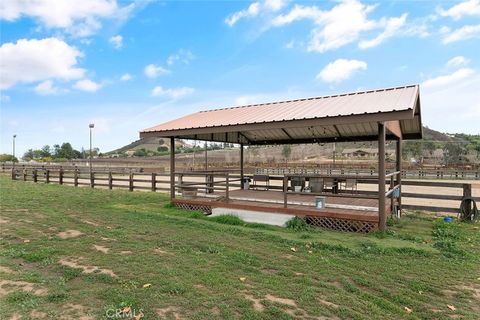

left=107, top=137, right=188, bottom=155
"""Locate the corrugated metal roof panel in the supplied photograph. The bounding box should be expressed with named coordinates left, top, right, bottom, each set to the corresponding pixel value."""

left=140, top=85, right=423, bottom=142
left=141, top=85, right=419, bottom=133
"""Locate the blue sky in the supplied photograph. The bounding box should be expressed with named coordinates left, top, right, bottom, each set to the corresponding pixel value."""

left=1, top=0, right=479, bottom=156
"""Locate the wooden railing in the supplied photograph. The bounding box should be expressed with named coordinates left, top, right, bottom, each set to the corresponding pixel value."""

left=255, top=167, right=480, bottom=180
left=10, top=168, right=170, bottom=192
left=173, top=171, right=242, bottom=202
left=8, top=168, right=477, bottom=215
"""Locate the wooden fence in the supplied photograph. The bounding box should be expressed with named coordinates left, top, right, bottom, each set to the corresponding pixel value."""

left=256, top=167, right=479, bottom=180
left=2, top=163, right=479, bottom=180
left=10, top=167, right=170, bottom=192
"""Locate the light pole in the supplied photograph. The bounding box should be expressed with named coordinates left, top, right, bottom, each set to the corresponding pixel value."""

left=89, top=124, right=94, bottom=173
left=12, top=134, right=17, bottom=166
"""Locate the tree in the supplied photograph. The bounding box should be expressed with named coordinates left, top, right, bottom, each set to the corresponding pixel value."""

left=443, top=143, right=465, bottom=165
left=0, top=154, right=17, bottom=162
left=282, top=145, right=292, bottom=165
left=133, top=148, right=148, bottom=157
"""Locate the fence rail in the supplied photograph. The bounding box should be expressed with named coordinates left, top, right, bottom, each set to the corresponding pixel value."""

left=255, top=167, right=479, bottom=180
left=7, top=167, right=478, bottom=215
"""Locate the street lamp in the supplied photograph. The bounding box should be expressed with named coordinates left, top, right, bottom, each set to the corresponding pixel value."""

left=89, top=124, right=94, bottom=173
left=12, top=134, right=17, bottom=166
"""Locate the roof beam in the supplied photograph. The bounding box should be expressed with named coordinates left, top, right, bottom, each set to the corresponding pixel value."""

left=248, top=134, right=402, bottom=146
left=140, top=109, right=415, bottom=139
left=281, top=128, right=293, bottom=139
left=385, top=120, right=402, bottom=139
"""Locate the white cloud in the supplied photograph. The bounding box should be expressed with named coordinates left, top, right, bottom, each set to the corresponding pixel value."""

left=422, top=68, right=475, bottom=89
left=0, top=0, right=136, bottom=37
left=316, top=59, right=367, bottom=83
left=442, top=24, right=480, bottom=43
left=34, top=80, right=60, bottom=95
left=438, top=0, right=480, bottom=20
left=271, top=1, right=407, bottom=53
left=359, top=13, right=408, bottom=49
left=422, top=73, right=480, bottom=133
left=120, top=73, right=132, bottom=81
left=225, top=2, right=261, bottom=26
left=109, top=35, right=123, bottom=49
left=166, top=49, right=195, bottom=66
left=225, top=0, right=286, bottom=26
left=446, top=56, right=470, bottom=68
left=0, top=38, right=85, bottom=90
left=144, top=64, right=169, bottom=78
left=73, top=79, right=102, bottom=92
left=151, top=86, right=195, bottom=99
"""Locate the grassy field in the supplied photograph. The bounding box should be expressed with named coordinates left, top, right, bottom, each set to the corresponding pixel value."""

left=0, top=176, right=479, bottom=319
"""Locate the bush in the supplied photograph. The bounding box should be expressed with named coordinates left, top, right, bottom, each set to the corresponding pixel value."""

left=285, top=217, right=309, bottom=232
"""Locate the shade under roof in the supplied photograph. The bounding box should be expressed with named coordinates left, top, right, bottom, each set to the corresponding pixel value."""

left=140, top=84, right=423, bottom=145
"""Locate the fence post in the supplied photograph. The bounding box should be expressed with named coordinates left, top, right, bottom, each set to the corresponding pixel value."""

left=283, top=176, right=288, bottom=208
left=225, top=173, right=229, bottom=202
left=45, top=170, right=50, bottom=183
left=58, top=169, right=63, bottom=185
left=23, top=169, right=27, bottom=181
left=463, top=184, right=472, bottom=218
left=90, top=172, right=95, bottom=188
left=33, top=169, right=38, bottom=183
left=11, top=169, right=16, bottom=180
left=151, top=173, right=156, bottom=192
left=129, top=172, right=134, bottom=191
left=74, top=169, right=78, bottom=187
left=108, top=172, right=113, bottom=190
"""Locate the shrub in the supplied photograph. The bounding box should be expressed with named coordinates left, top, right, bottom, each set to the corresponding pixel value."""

left=285, top=217, right=309, bottom=232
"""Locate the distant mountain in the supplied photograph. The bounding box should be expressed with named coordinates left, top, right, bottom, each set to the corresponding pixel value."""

left=106, top=137, right=187, bottom=155
left=422, top=127, right=466, bottom=143
left=107, top=126, right=466, bottom=157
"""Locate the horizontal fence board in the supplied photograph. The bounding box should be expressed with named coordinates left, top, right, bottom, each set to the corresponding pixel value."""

left=402, top=205, right=458, bottom=213
left=402, top=192, right=463, bottom=201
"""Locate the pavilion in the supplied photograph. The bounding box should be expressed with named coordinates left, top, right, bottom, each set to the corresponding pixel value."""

left=140, top=85, right=423, bottom=232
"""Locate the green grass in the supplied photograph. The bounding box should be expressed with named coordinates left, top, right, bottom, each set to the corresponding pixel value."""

left=0, top=175, right=479, bottom=319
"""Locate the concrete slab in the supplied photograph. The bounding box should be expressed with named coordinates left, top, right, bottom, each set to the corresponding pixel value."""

left=210, top=207, right=295, bottom=227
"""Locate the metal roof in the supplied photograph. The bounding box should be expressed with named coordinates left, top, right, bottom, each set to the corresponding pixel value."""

left=140, top=85, right=423, bottom=145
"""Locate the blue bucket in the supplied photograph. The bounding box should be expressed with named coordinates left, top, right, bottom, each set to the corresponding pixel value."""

left=443, top=217, right=453, bottom=223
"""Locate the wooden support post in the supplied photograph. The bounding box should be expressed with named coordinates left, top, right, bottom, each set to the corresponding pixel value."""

left=396, top=138, right=402, bottom=216
left=11, top=169, right=16, bottom=180
left=23, top=169, right=27, bottom=181
left=240, top=143, right=244, bottom=189
left=151, top=173, right=156, bottom=192
left=74, top=169, right=79, bottom=187
left=378, top=122, right=387, bottom=231
left=204, top=142, right=208, bottom=170
left=283, top=176, right=288, bottom=208
left=59, top=169, right=63, bottom=185
left=90, top=172, right=94, bottom=188
left=463, top=183, right=472, bottom=218
left=390, top=175, right=394, bottom=213
left=170, top=137, right=175, bottom=200
left=225, top=173, right=229, bottom=202
left=45, top=170, right=50, bottom=183
left=33, top=169, right=38, bottom=183
left=129, top=172, right=134, bottom=191
left=108, top=172, right=113, bottom=190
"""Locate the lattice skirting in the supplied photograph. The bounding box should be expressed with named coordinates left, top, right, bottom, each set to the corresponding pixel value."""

left=174, top=202, right=212, bottom=215
left=304, top=216, right=377, bottom=233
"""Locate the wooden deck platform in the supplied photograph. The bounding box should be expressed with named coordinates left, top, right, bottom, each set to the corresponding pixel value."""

left=173, top=189, right=383, bottom=232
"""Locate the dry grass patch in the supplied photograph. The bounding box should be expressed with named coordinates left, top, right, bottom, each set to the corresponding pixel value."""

left=0, top=280, right=47, bottom=297
left=93, top=245, right=109, bottom=253
left=58, top=257, right=117, bottom=277
left=57, top=229, right=84, bottom=239
left=156, top=306, right=182, bottom=319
